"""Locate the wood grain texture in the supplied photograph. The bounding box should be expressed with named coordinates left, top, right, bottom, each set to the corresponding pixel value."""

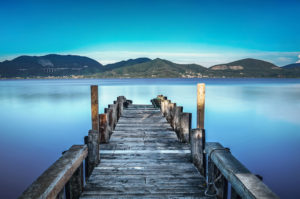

left=197, top=83, right=205, bottom=129
left=81, top=104, right=208, bottom=198
left=19, top=145, right=87, bottom=199
left=91, top=85, right=99, bottom=132
left=206, top=142, right=279, bottom=199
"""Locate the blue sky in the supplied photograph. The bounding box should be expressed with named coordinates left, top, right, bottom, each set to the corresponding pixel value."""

left=0, top=0, right=299, bottom=66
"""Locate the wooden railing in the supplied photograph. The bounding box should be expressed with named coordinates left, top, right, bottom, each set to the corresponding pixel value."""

left=151, top=83, right=279, bottom=199
left=19, top=145, right=87, bottom=199
left=19, top=85, right=132, bottom=199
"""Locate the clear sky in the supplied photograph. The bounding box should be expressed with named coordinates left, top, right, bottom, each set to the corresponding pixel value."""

left=0, top=0, right=299, bottom=66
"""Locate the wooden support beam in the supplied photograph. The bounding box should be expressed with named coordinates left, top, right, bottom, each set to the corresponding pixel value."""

left=19, top=145, right=87, bottom=199
left=179, top=113, right=191, bottom=143
left=207, top=157, right=228, bottom=199
left=190, top=129, right=206, bottom=176
left=197, top=83, right=205, bottom=129
left=91, top=85, right=99, bottom=132
left=206, top=142, right=279, bottom=199
left=65, top=163, right=83, bottom=199
left=86, top=130, right=99, bottom=177
left=173, top=106, right=183, bottom=138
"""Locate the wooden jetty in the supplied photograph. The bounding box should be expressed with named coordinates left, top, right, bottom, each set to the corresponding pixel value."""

left=20, top=84, right=279, bottom=199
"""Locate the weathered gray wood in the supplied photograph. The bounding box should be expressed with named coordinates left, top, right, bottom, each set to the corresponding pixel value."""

left=86, top=130, right=99, bottom=177
left=179, top=112, right=191, bottom=143
left=65, top=163, right=83, bottom=199
left=191, top=128, right=206, bottom=176
left=108, top=104, right=118, bottom=130
left=20, top=145, right=87, bottom=199
left=56, top=189, right=64, bottom=199
left=206, top=142, right=279, bottom=199
left=90, top=85, right=99, bottom=132
left=104, top=108, right=113, bottom=137
left=173, top=106, right=183, bottom=138
left=207, top=158, right=228, bottom=199
left=117, top=96, right=125, bottom=118
left=166, top=102, right=175, bottom=124
left=80, top=104, right=207, bottom=198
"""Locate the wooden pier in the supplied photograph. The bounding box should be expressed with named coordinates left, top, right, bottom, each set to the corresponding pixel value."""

left=20, top=84, right=279, bottom=199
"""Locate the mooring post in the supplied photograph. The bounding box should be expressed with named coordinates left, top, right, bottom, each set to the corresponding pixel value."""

left=173, top=106, right=183, bottom=138
left=190, top=128, right=206, bottom=176
left=169, top=103, right=176, bottom=128
left=85, top=129, right=99, bottom=177
left=197, top=83, right=205, bottom=129
left=91, top=85, right=99, bottom=132
left=117, top=96, right=125, bottom=118
left=167, top=102, right=175, bottom=123
left=179, top=112, right=191, bottom=143
left=99, top=113, right=109, bottom=143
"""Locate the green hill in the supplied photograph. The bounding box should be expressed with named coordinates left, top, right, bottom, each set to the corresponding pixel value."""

left=209, top=58, right=283, bottom=77
left=0, top=54, right=104, bottom=78
left=1, top=54, right=300, bottom=78
left=96, top=58, right=207, bottom=78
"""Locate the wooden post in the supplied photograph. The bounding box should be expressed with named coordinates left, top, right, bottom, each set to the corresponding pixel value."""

left=86, top=129, right=99, bottom=177
left=197, top=83, right=205, bottom=129
left=65, top=163, right=83, bottom=199
left=170, top=103, right=176, bottom=128
left=167, top=103, right=175, bottom=123
left=190, top=129, right=206, bottom=176
left=91, top=85, right=99, bottom=132
left=173, top=106, right=183, bottom=138
left=108, top=104, right=117, bottom=130
left=104, top=108, right=113, bottom=137
left=117, top=96, right=125, bottom=118
left=179, top=113, right=191, bottom=143
left=99, top=114, right=109, bottom=143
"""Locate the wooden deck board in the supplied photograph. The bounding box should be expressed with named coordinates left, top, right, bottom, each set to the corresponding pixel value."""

left=80, top=104, right=208, bottom=198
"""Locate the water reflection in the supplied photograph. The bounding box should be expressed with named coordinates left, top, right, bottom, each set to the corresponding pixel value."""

left=0, top=78, right=299, bottom=198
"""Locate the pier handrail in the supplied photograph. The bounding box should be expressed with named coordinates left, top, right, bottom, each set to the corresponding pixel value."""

left=153, top=89, right=279, bottom=199
left=19, top=85, right=132, bottom=199
left=19, top=145, right=87, bottom=199
left=206, top=142, right=279, bottom=199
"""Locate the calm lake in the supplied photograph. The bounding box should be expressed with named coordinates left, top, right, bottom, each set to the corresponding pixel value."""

left=0, top=78, right=299, bottom=198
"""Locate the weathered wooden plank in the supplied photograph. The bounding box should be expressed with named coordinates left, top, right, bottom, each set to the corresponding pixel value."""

left=80, top=104, right=207, bottom=198
left=206, top=142, right=279, bottom=199
left=20, top=145, right=87, bottom=199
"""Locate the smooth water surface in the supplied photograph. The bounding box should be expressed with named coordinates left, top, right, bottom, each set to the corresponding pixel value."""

left=0, top=78, right=299, bottom=198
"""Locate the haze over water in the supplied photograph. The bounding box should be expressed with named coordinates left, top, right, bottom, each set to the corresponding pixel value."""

left=0, top=78, right=299, bottom=198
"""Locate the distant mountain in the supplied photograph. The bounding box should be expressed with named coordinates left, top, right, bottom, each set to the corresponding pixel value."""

left=282, top=63, right=300, bottom=69
left=0, top=54, right=103, bottom=78
left=209, top=58, right=283, bottom=77
left=104, top=58, right=151, bottom=71
left=1, top=55, right=300, bottom=78
left=96, top=58, right=207, bottom=78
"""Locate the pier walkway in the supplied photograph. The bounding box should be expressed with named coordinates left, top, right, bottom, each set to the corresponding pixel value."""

left=20, top=85, right=278, bottom=199
left=80, top=104, right=208, bottom=198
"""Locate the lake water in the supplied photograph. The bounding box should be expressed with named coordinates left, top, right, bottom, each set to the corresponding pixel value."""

left=0, top=78, right=299, bottom=198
